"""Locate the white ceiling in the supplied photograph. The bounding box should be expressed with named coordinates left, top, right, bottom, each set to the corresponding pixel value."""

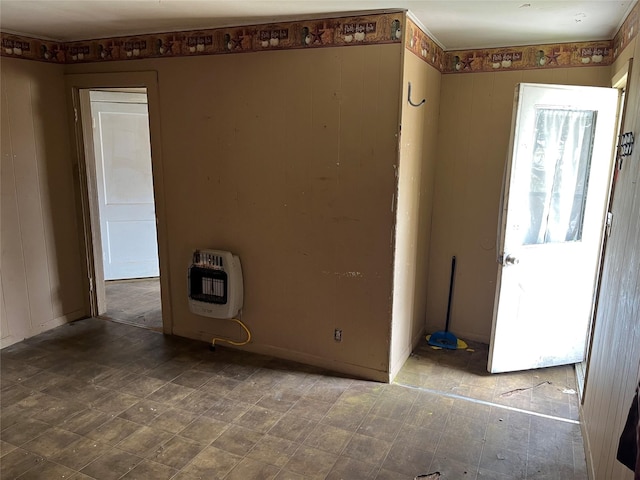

left=0, top=0, right=636, bottom=50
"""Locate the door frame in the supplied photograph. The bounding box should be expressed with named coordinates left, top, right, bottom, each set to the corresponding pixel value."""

left=65, top=71, right=172, bottom=334
left=581, top=59, right=633, bottom=402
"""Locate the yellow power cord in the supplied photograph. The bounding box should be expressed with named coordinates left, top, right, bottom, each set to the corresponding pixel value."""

left=211, top=317, right=251, bottom=349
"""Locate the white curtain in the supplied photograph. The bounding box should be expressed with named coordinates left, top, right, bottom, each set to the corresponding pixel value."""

left=524, top=108, right=596, bottom=245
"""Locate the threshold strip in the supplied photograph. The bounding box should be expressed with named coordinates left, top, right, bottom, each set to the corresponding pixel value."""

left=394, top=381, right=580, bottom=425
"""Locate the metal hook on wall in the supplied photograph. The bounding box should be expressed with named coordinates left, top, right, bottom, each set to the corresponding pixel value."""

left=408, top=82, right=426, bottom=107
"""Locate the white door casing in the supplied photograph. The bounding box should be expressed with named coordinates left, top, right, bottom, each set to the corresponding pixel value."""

left=91, top=94, right=159, bottom=280
left=489, top=83, right=619, bottom=373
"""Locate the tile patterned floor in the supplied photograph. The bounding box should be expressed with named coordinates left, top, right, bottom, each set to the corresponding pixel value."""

left=397, top=339, right=581, bottom=422
left=0, top=318, right=587, bottom=479
left=104, top=279, right=162, bottom=331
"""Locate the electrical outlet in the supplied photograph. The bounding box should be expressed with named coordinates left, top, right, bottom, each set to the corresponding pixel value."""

left=334, top=329, right=342, bottom=342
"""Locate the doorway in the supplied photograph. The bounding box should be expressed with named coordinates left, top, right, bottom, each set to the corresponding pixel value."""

left=67, top=71, right=171, bottom=334
left=85, top=89, right=162, bottom=331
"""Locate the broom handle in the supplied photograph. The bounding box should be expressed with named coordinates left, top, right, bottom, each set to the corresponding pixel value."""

left=445, top=256, right=456, bottom=333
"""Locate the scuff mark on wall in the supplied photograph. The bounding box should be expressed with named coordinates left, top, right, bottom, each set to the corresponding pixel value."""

left=332, top=216, right=360, bottom=223
left=322, top=271, right=364, bottom=278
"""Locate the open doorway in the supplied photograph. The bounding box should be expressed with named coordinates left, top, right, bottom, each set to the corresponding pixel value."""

left=84, top=89, right=162, bottom=331
left=67, top=71, right=170, bottom=334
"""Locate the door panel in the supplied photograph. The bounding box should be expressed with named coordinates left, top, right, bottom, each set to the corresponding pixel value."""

left=489, top=83, right=618, bottom=373
left=91, top=99, right=159, bottom=280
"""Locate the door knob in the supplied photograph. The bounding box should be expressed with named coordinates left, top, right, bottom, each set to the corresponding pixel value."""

left=504, top=254, right=519, bottom=265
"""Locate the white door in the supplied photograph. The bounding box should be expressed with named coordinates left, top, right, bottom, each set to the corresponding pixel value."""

left=91, top=93, right=159, bottom=280
left=489, top=83, right=618, bottom=373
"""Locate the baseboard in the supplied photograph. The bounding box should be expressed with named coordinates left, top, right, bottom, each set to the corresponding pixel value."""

left=173, top=327, right=391, bottom=383
left=0, top=335, right=20, bottom=349
left=390, top=326, right=426, bottom=382
left=1, top=309, right=86, bottom=349
left=42, top=309, right=85, bottom=329
left=577, top=383, right=596, bottom=480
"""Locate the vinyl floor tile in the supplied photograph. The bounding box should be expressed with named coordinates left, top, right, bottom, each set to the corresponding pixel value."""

left=79, top=448, right=142, bottom=480
left=119, top=459, right=178, bottom=480
left=0, top=448, right=45, bottom=479
left=1, top=318, right=588, bottom=479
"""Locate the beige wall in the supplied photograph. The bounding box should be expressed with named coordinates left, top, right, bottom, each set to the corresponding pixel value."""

left=427, top=65, right=613, bottom=343
left=390, top=50, right=441, bottom=377
left=581, top=36, right=640, bottom=480
left=65, top=44, right=403, bottom=380
left=1, top=58, right=86, bottom=347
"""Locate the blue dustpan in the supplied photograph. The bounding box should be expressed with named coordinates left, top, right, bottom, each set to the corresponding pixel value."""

left=428, top=330, right=458, bottom=350
left=428, top=256, right=458, bottom=350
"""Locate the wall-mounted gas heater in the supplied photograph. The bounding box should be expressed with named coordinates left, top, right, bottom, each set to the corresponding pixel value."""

left=188, top=249, right=243, bottom=319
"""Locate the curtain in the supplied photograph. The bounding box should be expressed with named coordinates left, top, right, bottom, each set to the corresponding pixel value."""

left=524, top=108, right=597, bottom=245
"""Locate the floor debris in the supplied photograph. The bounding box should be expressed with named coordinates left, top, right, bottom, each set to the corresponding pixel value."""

left=499, top=380, right=551, bottom=397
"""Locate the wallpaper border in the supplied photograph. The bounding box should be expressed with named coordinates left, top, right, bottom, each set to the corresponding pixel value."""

left=404, top=2, right=639, bottom=74
left=404, top=18, right=445, bottom=72
left=0, top=11, right=404, bottom=64
left=613, top=1, right=639, bottom=60
left=442, top=40, right=614, bottom=74
left=1, top=2, right=638, bottom=75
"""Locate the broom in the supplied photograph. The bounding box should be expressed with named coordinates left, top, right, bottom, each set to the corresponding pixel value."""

left=428, top=256, right=458, bottom=350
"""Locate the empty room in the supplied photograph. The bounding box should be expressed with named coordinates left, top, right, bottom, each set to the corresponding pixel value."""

left=2, top=1, right=640, bottom=479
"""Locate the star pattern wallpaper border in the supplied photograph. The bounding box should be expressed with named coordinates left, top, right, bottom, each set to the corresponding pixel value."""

left=0, top=12, right=404, bottom=64
left=442, top=40, right=614, bottom=74
left=404, top=18, right=446, bottom=72
left=613, top=0, right=639, bottom=59
left=1, top=2, right=638, bottom=75
left=406, top=1, right=638, bottom=74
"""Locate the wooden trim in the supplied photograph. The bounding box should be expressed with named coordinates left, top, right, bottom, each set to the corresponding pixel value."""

left=583, top=58, right=633, bottom=405
left=64, top=71, right=173, bottom=335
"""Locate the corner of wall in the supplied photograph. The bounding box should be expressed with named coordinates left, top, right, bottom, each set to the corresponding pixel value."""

left=390, top=19, right=443, bottom=378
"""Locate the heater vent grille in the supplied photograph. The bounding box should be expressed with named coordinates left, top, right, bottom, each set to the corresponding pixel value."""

left=194, top=251, right=225, bottom=269
left=188, top=249, right=243, bottom=319
left=189, top=267, right=227, bottom=304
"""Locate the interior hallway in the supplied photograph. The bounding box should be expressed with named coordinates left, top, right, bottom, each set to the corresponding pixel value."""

left=0, top=318, right=586, bottom=479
